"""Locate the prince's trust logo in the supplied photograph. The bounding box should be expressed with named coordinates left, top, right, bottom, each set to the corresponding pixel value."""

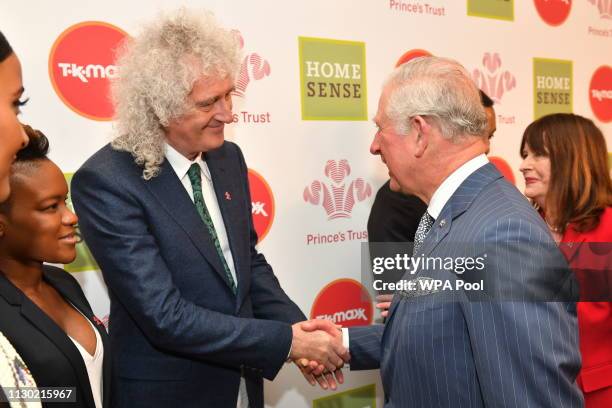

left=471, top=52, right=516, bottom=104
left=232, top=31, right=271, bottom=98
left=471, top=52, right=517, bottom=125
left=587, top=0, right=612, bottom=37
left=231, top=30, right=272, bottom=124
left=589, top=0, right=612, bottom=18
left=388, top=0, right=446, bottom=16
left=303, top=159, right=372, bottom=220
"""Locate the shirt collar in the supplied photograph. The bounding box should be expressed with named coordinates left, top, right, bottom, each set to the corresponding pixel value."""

left=427, top=154, right=488, bottom=220
left=164, top=143, right=211, bottom=181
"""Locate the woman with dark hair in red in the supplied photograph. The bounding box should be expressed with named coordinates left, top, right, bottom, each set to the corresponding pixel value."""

left=520, top=113, right=612, bottom=407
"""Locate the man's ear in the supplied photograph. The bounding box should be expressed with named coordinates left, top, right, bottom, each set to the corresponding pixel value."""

left=411, top=115, right=431, bottom=158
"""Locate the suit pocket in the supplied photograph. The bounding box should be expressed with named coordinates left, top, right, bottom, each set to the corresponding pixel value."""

left=580, top=362, right=612, bottom=392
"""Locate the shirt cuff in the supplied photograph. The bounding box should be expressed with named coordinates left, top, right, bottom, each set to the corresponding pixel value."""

left=286, top=343, right=292, bottom=363
left=342, top=327, right=349, bottom=350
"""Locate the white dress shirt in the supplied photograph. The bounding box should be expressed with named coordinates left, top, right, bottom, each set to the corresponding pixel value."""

left=165, top=143, right=248, bottom=408
left=426, top=154, right=489, bottom=220
left=68, top=307, right=104, bottom=408
left=342, top=154, right=489, bottom=349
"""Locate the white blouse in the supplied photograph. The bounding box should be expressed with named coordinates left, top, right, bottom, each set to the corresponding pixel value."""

left=68, top=311, right=103, bottom=408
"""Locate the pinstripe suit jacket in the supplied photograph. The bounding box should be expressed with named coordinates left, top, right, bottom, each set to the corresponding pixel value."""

left=350, top=163, right=583, bottom=408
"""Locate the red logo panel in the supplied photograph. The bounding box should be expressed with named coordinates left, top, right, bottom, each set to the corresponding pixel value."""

left=534, top=0, right=572, bottom=26
left=489, top=156, right=516, bottom=185
left=395, top=49, right=432, bottom=67
left=310, top=279, right=373, bottom=327
left=49, top=21, right=127, bottom=121
left=248, top=169, right=275, bottom=243
left=589, top=66, right=612, bottom=123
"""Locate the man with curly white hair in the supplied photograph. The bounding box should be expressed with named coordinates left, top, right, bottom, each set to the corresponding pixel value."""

left=71, top=9, right=347, bottom=408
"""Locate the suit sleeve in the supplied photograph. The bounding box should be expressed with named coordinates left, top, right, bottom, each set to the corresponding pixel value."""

left=461, top=217, right=583, bottom=407
left=347, top=324, right=384, bottom=370
left=234, top=145, right=306, bottom=324
left=71, top=164, right=292, bottom=381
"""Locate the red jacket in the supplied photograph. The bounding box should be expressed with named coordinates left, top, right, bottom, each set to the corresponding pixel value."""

left=561, top=206, right=612, bottom=402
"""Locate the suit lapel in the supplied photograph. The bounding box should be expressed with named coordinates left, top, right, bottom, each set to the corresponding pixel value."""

left=43, top=268, right=111, bottom=407
left=144, top=158, right=234, bottom=291
left=387, top=163, right=502, bottom=320
left=0, top=273, right=96, bottom=408
left=420, top=163, right=502, bottom=259
left=206, top=146, right=249, bottom=304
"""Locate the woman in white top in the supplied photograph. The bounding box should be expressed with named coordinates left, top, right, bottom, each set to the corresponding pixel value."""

left=0, top=126, right=109, bottom=408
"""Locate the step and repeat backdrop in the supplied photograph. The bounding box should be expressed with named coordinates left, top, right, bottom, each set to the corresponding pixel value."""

left=2, top=0, right=611, bottom=407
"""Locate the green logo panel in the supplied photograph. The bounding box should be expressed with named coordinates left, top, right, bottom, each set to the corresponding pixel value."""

left=299, top=36, right=367, bottom=121
left=64, top=173, right=99, bottom=273
left=533, top=58, right=573, bottom=119
left=467, top=0, right=514, bottom=21
left=313, top=384, right=376, bottom=408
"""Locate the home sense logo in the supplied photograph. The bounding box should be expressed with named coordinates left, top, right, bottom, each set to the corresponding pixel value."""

left=534, top=0, right=572, bottom=26
left=533, top=58, right=573, bottom=119
left=49, top=21, right=127, bottom=121
left=248, top=169, right=275, bottom=243
left=310, top=279, right=373, bottom=327
left=467, top=0, right=514, bottom=21
left=313, top=384, right=376, bottom=408
left=589, top=66, right=612, bottom=123
left=304, top=160, right=372, bottom=220
left=298, top=37, right=367, bottom=120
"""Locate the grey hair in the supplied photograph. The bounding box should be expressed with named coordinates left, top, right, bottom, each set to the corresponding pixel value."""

left=111, top=8, right=241, bottom=179
left=384, top=56, right=487, bottom=142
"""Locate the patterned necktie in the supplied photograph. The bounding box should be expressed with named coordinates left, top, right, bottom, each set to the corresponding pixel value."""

left=413, top=211, right=434, bottom=256
left=187, top=163, right=237, bottom=294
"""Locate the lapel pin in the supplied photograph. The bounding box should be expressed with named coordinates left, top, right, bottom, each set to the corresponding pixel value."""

left=93, top=316, right=106, bottom=328
left=225, top=192, right=232, bottom=200
left=439, top=219, right=446, bottom=227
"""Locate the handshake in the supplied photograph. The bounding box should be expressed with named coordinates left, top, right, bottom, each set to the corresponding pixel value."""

left=289, top=319, right=350, bottom=390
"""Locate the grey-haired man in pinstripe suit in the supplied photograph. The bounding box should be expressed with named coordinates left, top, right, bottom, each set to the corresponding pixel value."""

left=304, top=56, right=582, bottom=407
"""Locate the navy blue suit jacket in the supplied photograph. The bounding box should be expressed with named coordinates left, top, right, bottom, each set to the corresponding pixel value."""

left=71, top=142, right=305, bottom=408
left=349, top=163, right=583, bottom=407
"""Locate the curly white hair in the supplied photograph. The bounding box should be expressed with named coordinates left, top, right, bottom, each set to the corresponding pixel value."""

left=111, top=8, right=241, bottom=179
